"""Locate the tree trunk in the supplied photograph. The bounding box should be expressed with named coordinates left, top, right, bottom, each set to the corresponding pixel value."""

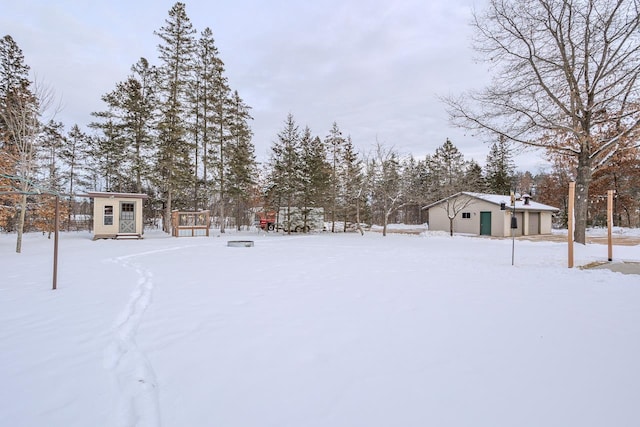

left=15, top=193, right=27, bottom=253
left=355, top=197, right=364, bottom=235
left=449, top=217, right=454, bottom=236
left=219, top=198, right=225, bottom=234
left=574, top=152, right=592, bottom=244
left=164, top=188, right=172, bottom=235
left=382, top=200, right=388, bottom=236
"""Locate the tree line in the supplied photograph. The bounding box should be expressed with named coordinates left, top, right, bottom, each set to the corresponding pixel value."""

left=2, top=1, right=640, bottom=253
left=265, top=115, right=639, bottom=236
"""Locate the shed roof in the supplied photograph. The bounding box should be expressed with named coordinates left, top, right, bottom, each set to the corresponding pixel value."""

left=81, top=191, right=149, bottom=199
left=423, top=192, right=559, bottom=212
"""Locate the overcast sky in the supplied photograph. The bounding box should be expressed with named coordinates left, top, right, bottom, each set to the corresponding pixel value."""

left=2, top=0, right=548, bottom=171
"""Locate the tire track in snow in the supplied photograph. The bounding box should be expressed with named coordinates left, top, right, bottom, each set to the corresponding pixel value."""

left=103, top=255, right=161, bottom=427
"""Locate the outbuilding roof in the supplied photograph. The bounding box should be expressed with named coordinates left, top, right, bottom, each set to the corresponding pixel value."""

left=81, top=191, right=149, bottom=199
left=423, top=192, right=559, bottom=212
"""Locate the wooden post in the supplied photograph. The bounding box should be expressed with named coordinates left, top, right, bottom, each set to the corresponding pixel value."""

left=607, top=190, right=614, bottom=262
left=568, top=182, right=575, bottom=268
left=53, top=195, right=59, bottom=290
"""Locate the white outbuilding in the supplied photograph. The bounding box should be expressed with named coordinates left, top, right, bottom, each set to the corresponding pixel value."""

left=423, top=192, right=559, bottom=237
left=84, top=192, right=148, bottom=240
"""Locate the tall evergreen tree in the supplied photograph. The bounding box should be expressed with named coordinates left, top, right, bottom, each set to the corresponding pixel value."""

left=400, top=155, right=427, bottom=224
left=430, top=138, right=467, bottom=199
left=89, top=111, right=128, bottom=191
left=484, top=136, right=515, bottom=194
left=226, top=90, right=256, bottom=230
left=155, top=1, right=197, bottom=233
left=464, top=159, right=487, bottom=193
left=339, top=136, right=363, bottom=232
left=192, top=27, right=225, bottom=211
left=91, top=60, right=157, bottom=194
left=1, top=35, right=31, bottom=145
left=299, top=128, right=330, bottom=229
left=211, top=55, right=233, bottom=233
left=38, top=120, right=65, bottom=192
left=269, top=113, right=302, bottom=233
left=62, top=124, right=91, bottom=229
left=0, top=35, right=40, bottom=253
left=325, top=122, right=345, bottom=232
left=127, top=58, right=158, bottom=193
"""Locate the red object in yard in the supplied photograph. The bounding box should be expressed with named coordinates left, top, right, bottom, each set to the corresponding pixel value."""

left=256, top=210, right=276, bottom=231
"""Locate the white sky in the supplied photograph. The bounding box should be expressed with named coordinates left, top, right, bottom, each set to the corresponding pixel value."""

left=1, top=0, right=549, bottom=171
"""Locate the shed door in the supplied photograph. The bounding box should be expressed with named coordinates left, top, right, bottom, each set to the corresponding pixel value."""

left=480, top=211, right=492, bottom=235
left=119, top=202, right=136, bottom=233
left=528, top=212, right=540, bottom=235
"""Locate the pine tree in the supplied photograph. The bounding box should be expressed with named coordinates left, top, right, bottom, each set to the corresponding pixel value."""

left=226, top=90, right=256, bottom=230
left=1, top=35, right=31, bottom=145
left=155, top=2, right=197, bottom=233
left=190, top=26, right=234, bottom=231
left=91, top=72, right=155, bottom=192
left=325, top=122, right=345, bottom=232
left=269, top=113, right=302, bottom=233
left=484, top=136, right=515, bottom=195
left=298, top=128, right=330, bottom=231
left=0, top=34, right=40, bottom=253
left=464, top=159, right=487, bottom=193
left=430, top=138, right=466, bottom=199
left=339, top=136, right=363, bottom=232
left=428, top=139, right=475, bottom=235
left=62, top=124, right=91, bottom=229
left=38, top=120, right=65, bottom=193
left=192, top=27, right=225, bottom=211
left=88, top=113, right=128, bottom=191
left=399, top=155, right=427, bottom=224
left=126, top=58, right=157, bottom=194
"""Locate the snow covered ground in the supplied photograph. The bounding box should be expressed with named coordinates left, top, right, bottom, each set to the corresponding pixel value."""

left=1, top=227, right=639, bottom=427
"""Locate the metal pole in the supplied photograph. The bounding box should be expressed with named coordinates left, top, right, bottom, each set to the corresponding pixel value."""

left=53, top=195, right=59, bottom=290
left=511, top=206, right=515, bottom=266
left=607, top=190, right=614, bottom=262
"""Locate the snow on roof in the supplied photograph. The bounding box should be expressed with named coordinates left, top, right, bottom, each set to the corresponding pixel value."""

left=464, top=192, right=559, bottom=211
left=81, top=191, right=149, bottom=199
left=424, top=192, right=559, bottom=212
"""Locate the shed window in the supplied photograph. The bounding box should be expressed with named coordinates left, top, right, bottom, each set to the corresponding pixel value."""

left=462, top=212, right=471, bottom=219
left=104, top=205, right=113, bottom=225
left=121, top=202, right=134, bottom=220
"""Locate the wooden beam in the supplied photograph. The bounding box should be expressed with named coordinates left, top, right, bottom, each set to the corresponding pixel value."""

left=607, top=190, right=614, bottom=262
left=568, top=182, right=575, bottom=268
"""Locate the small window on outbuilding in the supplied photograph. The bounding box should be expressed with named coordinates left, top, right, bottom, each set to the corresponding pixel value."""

left=462, top=212, right=471, bottom=219
left=104, top=205, right=114, bottom=225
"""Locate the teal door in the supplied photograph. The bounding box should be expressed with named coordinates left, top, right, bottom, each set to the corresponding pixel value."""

left=119, top=202, right=136, bottom=233
left=480, top=211, right=492, bottom=235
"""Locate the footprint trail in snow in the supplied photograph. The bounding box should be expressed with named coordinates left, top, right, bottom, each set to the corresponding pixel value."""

left=104, top=256, right=161, bottom=427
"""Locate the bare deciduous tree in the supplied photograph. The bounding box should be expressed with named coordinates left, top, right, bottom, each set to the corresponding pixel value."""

left=1, top=79, right=58, bottom=252
left=438, top=193, right=476, bottom=237
left=444, top=0, right=640, bottom=244
left=368, top=142, right=404, bottom=237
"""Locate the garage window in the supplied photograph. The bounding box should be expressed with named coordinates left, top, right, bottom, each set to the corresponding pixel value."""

left=462, top=212, right=471, bottom=219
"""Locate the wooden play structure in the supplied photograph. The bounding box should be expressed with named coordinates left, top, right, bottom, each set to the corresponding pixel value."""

left=171, top=210, right=210, bottom=237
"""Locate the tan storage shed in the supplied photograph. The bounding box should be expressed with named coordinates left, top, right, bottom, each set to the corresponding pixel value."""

left=84, top=192, right=148, bottom=240
left=423, top=192, right=559, bottom=238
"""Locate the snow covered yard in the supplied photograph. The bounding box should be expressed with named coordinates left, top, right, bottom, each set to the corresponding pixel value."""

left=1, top=229, right=639, bottom=427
